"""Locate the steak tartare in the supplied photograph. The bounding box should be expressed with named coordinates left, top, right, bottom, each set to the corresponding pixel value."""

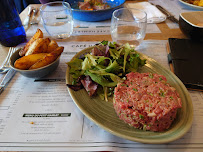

left=113, top=72, right=182, bottom=132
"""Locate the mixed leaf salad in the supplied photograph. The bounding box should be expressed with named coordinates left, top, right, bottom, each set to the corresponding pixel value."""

left=67, top=41, right=146, bottom=101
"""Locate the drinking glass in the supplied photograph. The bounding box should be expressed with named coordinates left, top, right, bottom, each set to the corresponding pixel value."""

left=111, top=8, right=147, bottom=47
left=0, top=0, right=26, bottom=47
left=40, top=1, right=73, bottom=39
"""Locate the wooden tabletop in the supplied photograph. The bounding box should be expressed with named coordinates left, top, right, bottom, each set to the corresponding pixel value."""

left=0, top=1, right=186, bottom=66
left=20, top=3, right=186, bottom=41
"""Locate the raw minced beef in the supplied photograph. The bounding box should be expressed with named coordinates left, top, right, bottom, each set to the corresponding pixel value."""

left=113, top=72, right=182, bottom=132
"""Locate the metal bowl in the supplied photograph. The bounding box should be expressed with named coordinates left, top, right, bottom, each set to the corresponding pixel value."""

left=9, top=48, right=60, bottom=78
left=66, top=0, right=125, bottom=22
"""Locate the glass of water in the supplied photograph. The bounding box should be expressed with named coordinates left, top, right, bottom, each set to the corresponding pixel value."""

left=111, top=8, right=147, bottom=48
left=40, top=1, right=73, bottom=39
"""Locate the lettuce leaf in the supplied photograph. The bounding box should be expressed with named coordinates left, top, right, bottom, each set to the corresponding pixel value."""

left=85, top=70, right=118, bottom=87
left=67, top=58, right=83, bottom=79
left=123, top=43, right=131, bottom=73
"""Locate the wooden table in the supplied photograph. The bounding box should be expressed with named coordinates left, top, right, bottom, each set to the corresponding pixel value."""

left=0, top=1, right=186, bottom=66
left=20, top=3, right=186, bottom=41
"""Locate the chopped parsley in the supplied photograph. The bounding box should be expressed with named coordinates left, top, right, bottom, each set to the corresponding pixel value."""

left=133, top=88, right=138, bottom=91
left=143, top=124, right=147, bottom=131
left=121, top=84, right=128, bottom=87
left=149, top=73, right=153, bottom=78
left=160, top=91, right=165, bottom=97
left=159, top=77, right=163, bottom=81
left=139, top=114, right=144, bottom=119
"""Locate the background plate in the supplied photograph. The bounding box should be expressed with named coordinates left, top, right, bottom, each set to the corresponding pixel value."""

left=66, top=0, right=125, bottom=21
left=66, top=46, right=193, bottom=144
left=179, top=0, right=203, bottom=10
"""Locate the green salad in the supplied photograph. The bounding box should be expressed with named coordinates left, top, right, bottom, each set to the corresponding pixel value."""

left=67, top=41, right=146, bottom=101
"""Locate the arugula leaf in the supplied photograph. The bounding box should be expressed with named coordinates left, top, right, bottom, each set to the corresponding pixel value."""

left=105, top=60, right=120, bottom=73
left=88, top=70, right=123, bottom=84
left=109, top=47, right=123, bottom=59
left=82, top=54, right=98, bottom=70
left=123, top=43, right=131, bottom=73
left=125, top=52, right=146, bottom=73
left=85, top=70, right=118, bottom=87
left=67, top=58, right=83, bottom=79
left=97, top=56, right=111, bottom=66
left=100, top=40, right=108, bottom=46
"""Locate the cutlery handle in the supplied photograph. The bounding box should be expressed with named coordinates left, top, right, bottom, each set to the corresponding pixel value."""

left=33, top=8, right=38, bottom=17
left=0, top=86, right=4, bottom=95
left=156, top=5, right=170, bottom=17
left=28, top=6, right=33, bottom=16
left=168, top=16, right=179, bottom=24
left=155, top=5, right=178, bottom=23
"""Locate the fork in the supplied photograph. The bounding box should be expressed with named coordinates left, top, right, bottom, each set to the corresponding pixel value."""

left=30, top=8, right=39, bottom=25
left=0, top=48, right=16, bottom=74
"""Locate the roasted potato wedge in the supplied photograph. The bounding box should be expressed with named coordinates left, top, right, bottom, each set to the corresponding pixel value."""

left=43, top=38, right=51, bottom=52
left=14, top=53, right=48, bottom=70
left=29, top=47, right=64, bottom=70
left=19, top=29, right=43, bottom=56
left=47, top=40, right=59, bottom=53
left=25, top=38, right=50, bottom=56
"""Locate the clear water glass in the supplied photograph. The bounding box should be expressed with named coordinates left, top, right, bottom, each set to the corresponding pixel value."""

left=111, top=8, right=147, bottom=48
left=40, top=1, right=73, bottom=39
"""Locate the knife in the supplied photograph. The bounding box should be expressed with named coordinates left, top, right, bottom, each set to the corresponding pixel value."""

left=155, top=5, right=179, bottom=24
left=0, top=69, right=16, bottom=95
left=23, top=6, right=34, bottom=31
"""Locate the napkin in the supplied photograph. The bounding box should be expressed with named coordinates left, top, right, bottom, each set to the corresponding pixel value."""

left=126, top=2, right=167, bottom=23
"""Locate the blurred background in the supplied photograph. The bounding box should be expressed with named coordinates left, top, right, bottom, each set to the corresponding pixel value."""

left=14, top=0, right=65, bottom=13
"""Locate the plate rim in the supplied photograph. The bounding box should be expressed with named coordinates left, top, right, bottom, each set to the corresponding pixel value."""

left=66, top=46, right=193, bottom=144
left=179, top=0, right=203, bottom=10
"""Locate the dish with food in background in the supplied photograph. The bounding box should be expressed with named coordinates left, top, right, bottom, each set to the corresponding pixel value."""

left=65, top=0, right=125, bottom=21
left=179, top=0, right=203, bottom=9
